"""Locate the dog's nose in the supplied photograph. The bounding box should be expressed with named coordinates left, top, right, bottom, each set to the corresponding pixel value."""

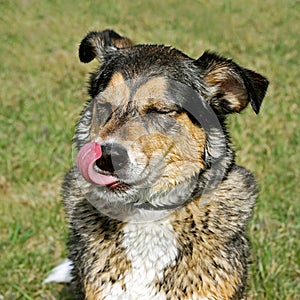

left=95, top=143, right=129, bottom=174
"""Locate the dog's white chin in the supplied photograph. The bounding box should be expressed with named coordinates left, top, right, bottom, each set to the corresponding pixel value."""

left=86, top=176, right=199, bottom=223
left=44, top=259, right=73, bottom=284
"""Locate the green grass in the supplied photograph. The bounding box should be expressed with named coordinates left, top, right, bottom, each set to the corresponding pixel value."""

left=0, top=0, right=299, bottom=299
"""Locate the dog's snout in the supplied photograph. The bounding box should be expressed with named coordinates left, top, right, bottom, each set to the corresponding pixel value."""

left=95, top=143, right=129, bottom=174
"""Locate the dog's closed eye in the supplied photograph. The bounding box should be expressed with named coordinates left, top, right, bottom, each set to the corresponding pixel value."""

left=145, top=107, right=178, bottom=115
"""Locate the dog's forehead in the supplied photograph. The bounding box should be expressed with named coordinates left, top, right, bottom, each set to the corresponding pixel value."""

left=99, top=71, right=171, bottom=108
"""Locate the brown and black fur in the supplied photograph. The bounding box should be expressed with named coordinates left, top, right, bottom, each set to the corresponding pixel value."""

left=63, top=30, right=268, bottom=299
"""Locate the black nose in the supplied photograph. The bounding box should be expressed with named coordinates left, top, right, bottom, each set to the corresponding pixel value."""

left=95, top=143, right=129, bottom=174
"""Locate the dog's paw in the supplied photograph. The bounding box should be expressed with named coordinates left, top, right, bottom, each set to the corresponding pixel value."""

left=44, top=258, right=73, bottom=284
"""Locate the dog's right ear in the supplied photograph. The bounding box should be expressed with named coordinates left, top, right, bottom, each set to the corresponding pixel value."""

left=79, top=30, right=133, bottom=63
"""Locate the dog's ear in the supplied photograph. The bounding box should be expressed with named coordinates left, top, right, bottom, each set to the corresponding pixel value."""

left=79, top=30, right=133, bottom=63
left=196, top=51, right=269, bottom=114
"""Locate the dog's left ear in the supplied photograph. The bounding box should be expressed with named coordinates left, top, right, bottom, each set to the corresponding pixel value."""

left=79, top=30, right=133, bottom=63
left=195, top=51, right=269, bottom=114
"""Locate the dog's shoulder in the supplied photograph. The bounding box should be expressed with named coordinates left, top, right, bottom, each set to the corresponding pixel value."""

left=171, top=164, right=257, bottom=243
left=202, top=164, right=257, bottom=218
left=222, top=164, right=257, bottom=200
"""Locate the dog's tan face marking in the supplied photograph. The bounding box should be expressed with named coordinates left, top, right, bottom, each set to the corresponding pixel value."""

left=161, top=113, right=206, bottom=190
left=135, top=113, right=206, bottom=191
left=101, top=72, right=130, bottom=108
left=98, top=73, right=170, bottom=110
left=133, top=76, right=169, bottom=109
left=92, top=72, right=130, bottom=139
left=107, top=72, right=127, bottom=89
left=94, top=74, right=171, bottom=141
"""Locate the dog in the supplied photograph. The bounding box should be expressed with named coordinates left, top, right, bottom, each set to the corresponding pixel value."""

left=46, top=30, right=268, bottom=300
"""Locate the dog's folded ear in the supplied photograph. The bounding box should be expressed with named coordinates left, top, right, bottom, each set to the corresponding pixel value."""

left=79, top=30, right=133, bottom=63
left=196, top=51, right=269, bottom=114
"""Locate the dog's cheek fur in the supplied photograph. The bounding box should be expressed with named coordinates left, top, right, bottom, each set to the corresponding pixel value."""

left=135, top=113, right=207, bottom=191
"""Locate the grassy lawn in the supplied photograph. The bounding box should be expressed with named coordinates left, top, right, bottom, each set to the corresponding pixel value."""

left=0, top=0, right=299, bottom=299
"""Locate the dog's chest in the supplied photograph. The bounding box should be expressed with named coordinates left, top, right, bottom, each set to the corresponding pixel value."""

left=105, top=220, right=178, bottom=300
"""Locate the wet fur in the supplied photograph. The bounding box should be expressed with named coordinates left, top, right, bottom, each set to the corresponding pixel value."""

left=62, top=30, right=268, bottom=299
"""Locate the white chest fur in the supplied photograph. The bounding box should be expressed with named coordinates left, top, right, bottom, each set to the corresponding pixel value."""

left=104, top=220, right=179, bottom=300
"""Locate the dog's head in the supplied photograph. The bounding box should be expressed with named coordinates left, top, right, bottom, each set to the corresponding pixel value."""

left=74, top=30, right=268, bottom=216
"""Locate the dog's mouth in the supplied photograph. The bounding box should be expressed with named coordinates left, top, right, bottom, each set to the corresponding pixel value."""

left=77, top=142, right=131, bottom=191
left=93, top=168, right=130, bottom=192
left=106, top=181, right=130, bottom=193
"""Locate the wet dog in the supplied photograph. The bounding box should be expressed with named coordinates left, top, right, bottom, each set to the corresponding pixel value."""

left=47, top=30, right=268, bottom=299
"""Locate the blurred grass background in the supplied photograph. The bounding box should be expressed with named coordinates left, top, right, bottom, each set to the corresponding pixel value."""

left=0, top=0, right=299, bottom=299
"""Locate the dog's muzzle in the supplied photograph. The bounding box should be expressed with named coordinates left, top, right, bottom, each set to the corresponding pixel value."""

left=77, top=142, right=128, bottom=186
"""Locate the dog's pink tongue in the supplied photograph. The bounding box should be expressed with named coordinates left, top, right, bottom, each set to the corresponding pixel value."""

left=77, top=142, right=118, bottom=186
